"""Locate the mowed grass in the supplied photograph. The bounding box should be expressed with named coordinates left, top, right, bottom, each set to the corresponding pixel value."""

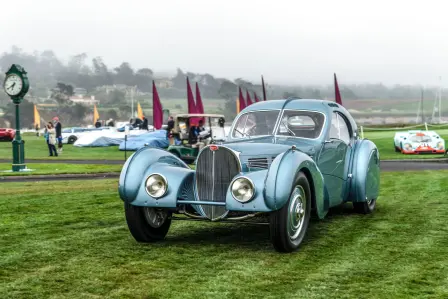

left=0, top=129, right=447, bottom=162
left=1, top=172, right=447, bottom=298
left=0, top=163, right=122, bottom=176
left=0, top=136, right=127, bottom=160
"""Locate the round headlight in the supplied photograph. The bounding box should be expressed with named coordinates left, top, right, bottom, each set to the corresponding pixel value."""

left=145, top=174, right=167, bottom=198
left=404, top=143, right=412, bottom=150
left=437, top=141, right=444, bottom=150
left=231, top=177, right=255, bottom=203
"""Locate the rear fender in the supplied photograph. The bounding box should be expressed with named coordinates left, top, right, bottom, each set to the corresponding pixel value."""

left=119, top=147, right=190, bottom=203
left=349, top=139, right=380, bottom=202
left=264, top=149, right=328, bottom=219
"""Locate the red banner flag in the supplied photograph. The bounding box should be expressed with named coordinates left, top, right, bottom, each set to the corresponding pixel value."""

left=246, top=90, right=253, bottom=106
left=254, top=92, right=260, bottom=102
left=334, top=73, right=342, bottom=106
left=193, top=82, right=205, bottom=125
left=152, top=81, right=163, bottom=130
left=238, top=87, right=246, bottom=112
left=187, top=77, right=196, bottom=114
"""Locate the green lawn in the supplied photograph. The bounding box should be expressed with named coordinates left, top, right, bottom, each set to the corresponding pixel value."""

left=0, top=130, right=447, bottom=162
left=1, top=172, right=447, bottom=298
left=0, top=163, right=122, bottom=176
left=0, top=136, right=127, bottom=160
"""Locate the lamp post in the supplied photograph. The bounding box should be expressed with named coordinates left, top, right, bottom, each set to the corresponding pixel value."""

left=3, top=64, right=30, bottom=172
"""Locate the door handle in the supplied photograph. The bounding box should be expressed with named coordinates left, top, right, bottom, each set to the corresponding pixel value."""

left=335, top=159, right=343, bottom=164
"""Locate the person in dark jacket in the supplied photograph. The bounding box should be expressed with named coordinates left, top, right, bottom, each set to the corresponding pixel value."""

left=142, top=117, right=149, bottom=130
left=166, top=116, right=174, bottom=139
left=53, top=117, right=63, bottom=153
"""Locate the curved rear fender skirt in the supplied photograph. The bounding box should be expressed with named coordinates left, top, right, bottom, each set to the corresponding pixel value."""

left=349, top=139, right=380, bottom=202
left=130, top=164, right=194, bottom=207
left=225, top=169, right=271, bottom=212
left=264, top=150, right=327, bottom=218
left=118, top=147, right=189, bottom=202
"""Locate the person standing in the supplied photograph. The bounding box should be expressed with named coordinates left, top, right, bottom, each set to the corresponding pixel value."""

left=46, top=122, right=58, bottom=157
left=53, top=117, right=63, bottom=154
left=142, top=117, right=149, bottom=131
left=166, top=116, right=175, bottom=144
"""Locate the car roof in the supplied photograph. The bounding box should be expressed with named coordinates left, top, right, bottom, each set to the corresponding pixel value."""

left=240, top=99, right=340, bottom=113
left=175, top=113, right=225, bottom=118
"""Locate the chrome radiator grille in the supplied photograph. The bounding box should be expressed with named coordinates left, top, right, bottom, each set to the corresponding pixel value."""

left=195, top=146, right=241, bottom=220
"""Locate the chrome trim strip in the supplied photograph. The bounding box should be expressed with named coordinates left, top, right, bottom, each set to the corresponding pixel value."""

left=177, top=200, right=226, bottom=206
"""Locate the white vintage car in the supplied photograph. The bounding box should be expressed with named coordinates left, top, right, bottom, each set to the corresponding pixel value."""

left=61, top=127, right=113, bottom=144
left=393, top=130, right=445, bottom=154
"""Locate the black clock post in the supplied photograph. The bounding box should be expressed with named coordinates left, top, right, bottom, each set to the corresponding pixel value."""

left=3, top=64, right=30, bottom=171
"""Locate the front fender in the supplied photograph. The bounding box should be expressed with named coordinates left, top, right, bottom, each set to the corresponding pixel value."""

left=118, top=147, right=189, bottom=203
left=349, top=139, right=380, bottom=202
left=264, top=149, right=328, bottom=219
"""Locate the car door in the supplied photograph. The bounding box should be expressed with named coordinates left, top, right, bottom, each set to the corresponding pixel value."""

left=317, top=112, right=352, bottom=207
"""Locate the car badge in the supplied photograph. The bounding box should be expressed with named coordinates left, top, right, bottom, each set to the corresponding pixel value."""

left=209, top=145, right=219, bottom=151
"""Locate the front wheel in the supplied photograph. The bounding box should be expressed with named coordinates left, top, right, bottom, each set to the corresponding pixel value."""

left=353, top=199, right=376, bottom=214
left=269, top=172, right=311, bottom=253
left=124, top=203, right=172, bottom=242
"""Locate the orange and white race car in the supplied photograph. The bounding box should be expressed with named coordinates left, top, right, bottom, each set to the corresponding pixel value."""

left=394, top=130, right=445, bottom=154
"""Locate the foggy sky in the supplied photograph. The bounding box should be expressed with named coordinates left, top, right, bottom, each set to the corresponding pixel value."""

left=1, top=0, right=447, bottom=87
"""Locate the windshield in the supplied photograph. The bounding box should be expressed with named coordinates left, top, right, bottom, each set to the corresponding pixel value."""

left=276, top=110, right=325, bottom=139
left=62, top=128, right=72, bottom=133
left=231, top=110, right=279, bottom=138
left=410, top=135, right=432, bottom=143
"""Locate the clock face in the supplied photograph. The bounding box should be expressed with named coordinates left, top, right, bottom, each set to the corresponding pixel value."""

left=4, top=74, right=23, bottom=96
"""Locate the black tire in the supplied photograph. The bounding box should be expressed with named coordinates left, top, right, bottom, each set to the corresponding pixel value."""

left=124, top=203, right=172, bottom=242
left=394, top=142, right=400, bottom=152
left=68, top=136, right=77, bottom=144
left=353, top=199, right=376, bottom=214
left=269, top=171, right=311, bottom=253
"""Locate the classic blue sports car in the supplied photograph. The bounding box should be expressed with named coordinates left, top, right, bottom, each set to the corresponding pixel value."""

left=119, top=98, right=380, bottom=252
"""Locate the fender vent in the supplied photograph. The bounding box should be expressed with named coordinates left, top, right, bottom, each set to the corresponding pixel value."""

left=248, top=157, right=272, bottom=169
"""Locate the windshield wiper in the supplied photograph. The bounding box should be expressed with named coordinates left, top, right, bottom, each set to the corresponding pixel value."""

left=282, top=120, right=296, bottom=136
left=235, top=128, right=250, bottom=138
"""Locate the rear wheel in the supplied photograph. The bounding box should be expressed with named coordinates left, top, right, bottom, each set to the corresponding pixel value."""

left=68, top=136, right=77, bottom=144
left=269, top=172, right=311, bottom=253
left=394, top=142, right=400, bottom=152
left=353, top=199, right=376, bottom=214
left=124, top=203, right=172, bottom=242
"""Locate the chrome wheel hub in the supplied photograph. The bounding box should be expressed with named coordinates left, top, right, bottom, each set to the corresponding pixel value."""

left=287, top=186, right=306, bottom=241
left=143, top=208, right=168, bottom=228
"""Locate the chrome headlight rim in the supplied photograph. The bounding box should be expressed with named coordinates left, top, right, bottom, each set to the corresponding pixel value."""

left=145, top=173, right=168, bottom=198
left=230, top=176, right=255, bottom=203
left=404, top=143, right=412, bottom=150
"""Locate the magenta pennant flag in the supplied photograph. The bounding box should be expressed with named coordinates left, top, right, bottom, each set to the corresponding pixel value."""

left=194, top=82, right=205, bottom=124
left=254, top=92, right=260, bottom=102
left=246, top=90, right=253, bottom=106
left=239, top=87, right=246, bottom=111
left=152, top=81, right=163, bottom=130
left=186, top=77, right=197, bottom=114
left=334, top=73, right=343, bottom=106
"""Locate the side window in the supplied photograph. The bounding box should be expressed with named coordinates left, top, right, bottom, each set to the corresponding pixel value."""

left=330, top=112, right=351, bottom=144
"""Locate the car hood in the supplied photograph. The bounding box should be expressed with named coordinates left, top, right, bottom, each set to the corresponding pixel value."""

left=223, top=136, right=318, bottom=156
left=221, top=137, right=318, bottom=171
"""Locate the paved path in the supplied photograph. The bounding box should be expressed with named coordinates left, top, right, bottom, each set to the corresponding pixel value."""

left=0, top=159, right=124, bottom=164
left=1, top=160, right=448, bottom=183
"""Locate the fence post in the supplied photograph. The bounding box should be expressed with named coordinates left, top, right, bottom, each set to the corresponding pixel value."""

left=424, top=122, right=428, bottom=131
left=360, top=126, right=364, bottom=139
